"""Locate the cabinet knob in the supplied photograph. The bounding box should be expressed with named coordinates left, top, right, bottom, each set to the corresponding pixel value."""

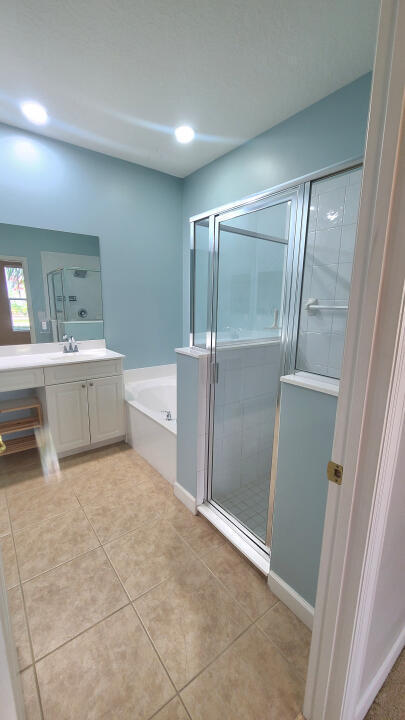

left=81, top=384, right=86, bottom=389
left=89, top=382, right=94, bottom=387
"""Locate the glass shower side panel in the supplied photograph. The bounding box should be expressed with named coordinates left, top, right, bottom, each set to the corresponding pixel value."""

left=192, top=219, right=211, bottom=347
left=210, top=200, right=292, bottom=545
left=47, top=271, right=65, bottom=340
left=296, top=165, right=363, bottom=378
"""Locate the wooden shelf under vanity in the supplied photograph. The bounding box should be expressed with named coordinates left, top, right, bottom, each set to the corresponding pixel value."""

left=0, top=396, right=43, bottom=456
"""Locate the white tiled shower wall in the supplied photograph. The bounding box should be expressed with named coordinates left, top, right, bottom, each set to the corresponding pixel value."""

left=296, top=166, right=362, bottom=378
left=212, top=341, right=280, bottom=535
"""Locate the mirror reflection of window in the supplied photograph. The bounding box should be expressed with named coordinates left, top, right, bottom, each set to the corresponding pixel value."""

left=4, top=265, right=30, bottom=331
left=0, top=260, right=32, bottom=345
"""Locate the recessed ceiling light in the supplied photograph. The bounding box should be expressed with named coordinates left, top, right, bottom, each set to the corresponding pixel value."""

left=175, top=125, right=195, bottom=144
left=20, top=100, right=48, bottom=125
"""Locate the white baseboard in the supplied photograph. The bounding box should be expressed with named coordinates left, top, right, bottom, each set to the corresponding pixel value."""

left=58, top=436, right=126, bottom=459
left=355, top=626, right=405, bottom=720
left=174, top=482, right=197, bottom=515
left=268, top=570, right=314, bottom=630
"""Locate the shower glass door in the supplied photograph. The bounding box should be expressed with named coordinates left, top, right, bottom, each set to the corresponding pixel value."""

left=208, top=190, right=300, bottom=548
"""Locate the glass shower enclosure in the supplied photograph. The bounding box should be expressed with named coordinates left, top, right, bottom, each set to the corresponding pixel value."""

left=190, top=162, right=361, bottom=556
left=47, top=267, right=103, bottom=341
left=191, top=186, right=307, bottom=550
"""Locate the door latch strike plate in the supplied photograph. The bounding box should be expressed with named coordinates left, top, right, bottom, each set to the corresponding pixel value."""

left=327, top=461, right=343, bottom=485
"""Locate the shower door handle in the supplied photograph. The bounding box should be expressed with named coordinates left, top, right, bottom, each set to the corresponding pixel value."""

left=210, top=362, right=219, bottom=384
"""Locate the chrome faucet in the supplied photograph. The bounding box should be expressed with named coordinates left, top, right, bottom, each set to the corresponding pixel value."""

left=62, top=335, right=79, bottom=353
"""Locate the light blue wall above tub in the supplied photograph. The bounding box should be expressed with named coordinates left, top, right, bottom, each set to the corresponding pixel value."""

left=270, top=382, right=337, bottom=607
left=0, top=74, right=372, bottom=365
left=182, top=73, right=372, bottom=342
left=0, top=124, right=183, bottom=369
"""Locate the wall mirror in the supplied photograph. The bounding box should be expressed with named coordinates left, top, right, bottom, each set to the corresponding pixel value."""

left=0, top=223, right=102, bottom=345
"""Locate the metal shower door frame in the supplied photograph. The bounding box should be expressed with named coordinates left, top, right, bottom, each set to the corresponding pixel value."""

left=205, top=185, right=307, bottom=553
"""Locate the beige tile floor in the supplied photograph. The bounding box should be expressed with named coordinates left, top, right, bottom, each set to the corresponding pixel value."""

left=0, top=442, right=310, bottom=720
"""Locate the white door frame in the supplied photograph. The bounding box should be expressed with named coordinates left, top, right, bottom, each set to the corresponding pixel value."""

left=305, top=0, right=405, bottom=718
left=0, top=254, right=36, bottom=343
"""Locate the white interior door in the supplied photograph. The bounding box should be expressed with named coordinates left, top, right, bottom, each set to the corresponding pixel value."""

left=304, top=1, right=405, bottom=718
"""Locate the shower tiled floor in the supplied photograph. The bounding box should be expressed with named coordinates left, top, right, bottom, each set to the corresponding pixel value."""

left=0, top=443, right=310, bottom=720
left=215, top=477, right=270, bottom=542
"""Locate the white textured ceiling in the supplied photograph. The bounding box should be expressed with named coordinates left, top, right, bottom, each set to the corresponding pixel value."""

left=0, top=0, right=379, bottom=177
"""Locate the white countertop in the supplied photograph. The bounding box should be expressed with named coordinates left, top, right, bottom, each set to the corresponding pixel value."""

left=0, top=347, right=124, bottom=372
left=175, top=346, right=210, bottom=358
left=281, top=371, right=339, bottom=397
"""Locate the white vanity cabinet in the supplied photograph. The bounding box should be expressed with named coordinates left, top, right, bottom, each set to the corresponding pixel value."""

left=44, top=360, right=125, bottom=454
left=45, top=381, right=91, bottom=453
left=87, top=375, right=125, bottom=444
left=0, top=346, right=125, bottom=457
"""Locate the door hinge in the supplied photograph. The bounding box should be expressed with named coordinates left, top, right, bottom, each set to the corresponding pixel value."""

left=327, top=461, right=343, bottom=486
left=210, top=361, right=219, bottom=384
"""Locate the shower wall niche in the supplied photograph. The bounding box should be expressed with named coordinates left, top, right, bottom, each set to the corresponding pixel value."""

left=47, top=267, right=103, bottom=341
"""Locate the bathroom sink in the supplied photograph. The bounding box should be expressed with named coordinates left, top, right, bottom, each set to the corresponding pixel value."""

left=0, top=347, right=124, bottom=374
left=44, top=349, right=107, bottom=362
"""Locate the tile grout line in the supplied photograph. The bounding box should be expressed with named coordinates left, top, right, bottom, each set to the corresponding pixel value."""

left=5, top=449, right=305, bottom=718
left=159, top=515, right=310, bottom=696
left=148, top=694, right=193, bottom=720
left=123, top=514, right=268, bottom=697
left=76, top=484, right=243, bottom=720
left=8, top=493, right=81, bottom=535
left=10, top=499, right=92, bottom=537
left=77, top=494, right=186, bottom=719
left=1, top=447, right=157, bottom=715
left=18, top=541, right=101, bottom=585
left=83, top=476, right=281, bottom=697
left=4, top=482, right=46, bottom=720
left=3, top=450, right=147, bottom=717
left=31, top=603, right=131, bottom=664
left=254, top=614, right=309, bottom=689
left=177, top=623, right=254, bottom=696
left=76, top=463, right=268, bottom=718
left=167, top=517, right=267, bottom=624
left=96, top=505, right=257, bottom=702
left=11, top=477, right=163, bottom=585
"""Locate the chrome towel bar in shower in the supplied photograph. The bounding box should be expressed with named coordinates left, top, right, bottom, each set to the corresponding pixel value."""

left=305, top=297, right=348, bottom=312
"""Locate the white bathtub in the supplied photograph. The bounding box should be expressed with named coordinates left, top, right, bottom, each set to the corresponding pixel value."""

left=125, top=366, right=177, bottom=485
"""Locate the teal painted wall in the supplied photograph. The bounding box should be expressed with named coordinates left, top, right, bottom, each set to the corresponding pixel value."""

left=0, top=124, right=183, bottom=369
left=271, top=383, right=337, bottom=606
left=182, top=73, right=372, bottom=341
left=0, top=223, right=99, bottom=343
left=0, top=75, right=371, bottom=366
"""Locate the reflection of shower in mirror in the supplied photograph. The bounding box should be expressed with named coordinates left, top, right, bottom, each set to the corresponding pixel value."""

left=47, top=266, right=103, bottom=341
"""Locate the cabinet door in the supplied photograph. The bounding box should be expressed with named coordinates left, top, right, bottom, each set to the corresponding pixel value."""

left=45, top=381, right=90, bottom=453
left=88, top=375, right=125, bottom=444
